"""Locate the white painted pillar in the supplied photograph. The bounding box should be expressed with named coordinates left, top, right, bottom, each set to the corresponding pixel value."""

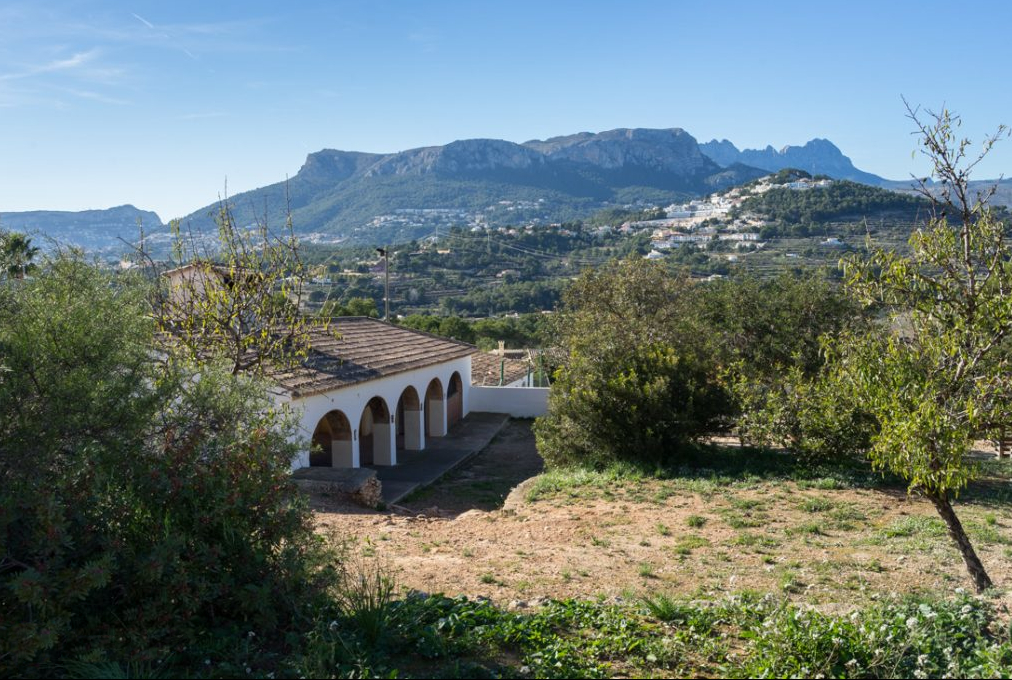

left=427, top=398, right=447, bottom=437
left=404, top=409, right=424, bottom=451
left=332, top=438, right=359, bottom=468
left=372, top=422, right=396, bottom=465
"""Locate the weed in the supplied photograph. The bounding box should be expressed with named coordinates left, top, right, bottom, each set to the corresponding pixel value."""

left=786, top=522, right=825, bottom=537
left=800, top=497, right=834, bottom=513
left=673, top=535, right=711, bottom=555
left=686, top=514, right=707, bottom=528
left=881, top=516, right=946, bottom=539
left=337, top=566, right=397, bottom=649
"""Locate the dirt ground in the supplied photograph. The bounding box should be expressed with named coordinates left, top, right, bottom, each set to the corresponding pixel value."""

left=313, top=421, right=1012, bottom=609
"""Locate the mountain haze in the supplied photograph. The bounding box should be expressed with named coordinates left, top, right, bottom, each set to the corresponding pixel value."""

left=0, top=205, right=164, bottom=252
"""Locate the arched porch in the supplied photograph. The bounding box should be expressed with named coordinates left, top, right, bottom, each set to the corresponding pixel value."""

left=447, top=371, right=463, bottom=430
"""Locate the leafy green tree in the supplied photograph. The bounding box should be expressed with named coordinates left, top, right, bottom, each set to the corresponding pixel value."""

left=0, top=230, right=39, bottom=280
left=534, top=258, right=730, bottom=469
left=398, top=313, right=443, bottom=334
left=438, top=316, right=475, bottom=343
left=321, top=296, right=380, bottom=318
left=836, top=106, right=1012, bottom=592
left=701, top=271, right=872, bottom=458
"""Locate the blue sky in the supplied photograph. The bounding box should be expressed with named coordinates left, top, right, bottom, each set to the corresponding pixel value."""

left=2, top=0, right=1010, bottom=221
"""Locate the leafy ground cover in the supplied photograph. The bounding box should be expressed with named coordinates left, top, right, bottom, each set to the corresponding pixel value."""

left=295, top=588, right=1011, bottom=678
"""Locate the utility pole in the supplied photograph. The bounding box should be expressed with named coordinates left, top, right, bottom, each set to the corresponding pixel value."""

left=376, top=246, right=390, bottom=321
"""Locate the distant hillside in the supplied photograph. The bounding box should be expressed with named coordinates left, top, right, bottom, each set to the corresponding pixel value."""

left=178, top=129, right=768, bottom=245
left=882, top=177, right=1012, bottom=210
left=733, top=179, right=929, bottom=226
left=0, top=205, right=164, bottom=253
left=700, top=138, right=886, bottom=186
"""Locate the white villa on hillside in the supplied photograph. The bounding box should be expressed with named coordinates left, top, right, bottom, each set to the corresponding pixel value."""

left=271, top=318, right=475, bottom=470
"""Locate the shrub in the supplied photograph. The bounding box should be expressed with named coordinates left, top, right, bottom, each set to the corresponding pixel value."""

left=534, top=259, right=730, bottom=469
left=0, top=257, right=332, bottom=673
left=732, top=362, right=877, bottom=463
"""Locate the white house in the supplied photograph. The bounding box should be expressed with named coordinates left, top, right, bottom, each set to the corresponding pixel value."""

left=270, top=318, right=475, bottom=470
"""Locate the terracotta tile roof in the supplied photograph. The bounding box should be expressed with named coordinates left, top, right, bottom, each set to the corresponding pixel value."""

left=471, top=351, right=532, bottom=386
left=272, top=317, right=475, bottom=398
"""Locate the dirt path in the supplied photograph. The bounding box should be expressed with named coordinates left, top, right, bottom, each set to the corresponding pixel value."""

left=395, top=419, right=543, bottom=516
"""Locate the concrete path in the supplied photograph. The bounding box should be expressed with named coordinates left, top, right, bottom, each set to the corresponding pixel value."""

left=369, top=411, right=510, bottom=505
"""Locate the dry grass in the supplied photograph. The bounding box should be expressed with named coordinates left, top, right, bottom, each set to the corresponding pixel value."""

left=313, top=422, right=1012, bottom=609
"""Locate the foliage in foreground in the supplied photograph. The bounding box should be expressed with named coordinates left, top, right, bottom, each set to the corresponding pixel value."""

left=0, top=257, right=333, bottom=675
left=295, top=587, right=1011, bottom=679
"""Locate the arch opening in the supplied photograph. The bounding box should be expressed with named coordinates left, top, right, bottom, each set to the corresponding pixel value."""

left=359, top=396, right=393, bottom=466
left=425, top=377, right=446, bottom=438
left=396, top=386, right=423, bottom=452
left=447, top=371, right=464, bottom=429
left=310, top=410, right=353, bottom=467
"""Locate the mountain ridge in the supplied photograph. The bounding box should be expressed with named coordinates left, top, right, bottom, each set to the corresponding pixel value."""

left=5, top=129, right=918, bottom=250
left=699, top=138, right=886, bottom=186
left=175, top=128, right=769, bottom=243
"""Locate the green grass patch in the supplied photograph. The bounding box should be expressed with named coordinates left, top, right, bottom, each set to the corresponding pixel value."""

left=290, top=590, right=1012, bottom=679
left=672, top=535, right=711, bottom=555
left=881, top=516, right=946, bottom=540
left=800, top=497, right=835, bottom=513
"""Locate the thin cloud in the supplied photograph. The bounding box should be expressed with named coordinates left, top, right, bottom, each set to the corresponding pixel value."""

left=0, top=49, right=100, bottom=81
left=130, top=12, right=154, bottom=30
left=130, top=12, right=196, bottom=60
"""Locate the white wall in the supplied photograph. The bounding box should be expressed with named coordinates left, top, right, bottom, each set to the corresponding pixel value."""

left=283, top=354, right=472, bottom=469
left=469, top=386, right=549, bottom=418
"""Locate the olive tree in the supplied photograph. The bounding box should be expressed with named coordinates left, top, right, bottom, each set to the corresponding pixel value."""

left=839, top=105, right=1012, bottom=592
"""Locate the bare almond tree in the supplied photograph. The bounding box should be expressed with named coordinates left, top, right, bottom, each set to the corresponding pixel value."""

left=135, top=187, right=331, bottom=375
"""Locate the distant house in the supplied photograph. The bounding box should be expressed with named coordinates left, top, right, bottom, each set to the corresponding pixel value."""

left=161, top=267, right=550, bottom=472
left=820, top=237, right=846, bottom=248
left=471, top=349, right=532, bottom=387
